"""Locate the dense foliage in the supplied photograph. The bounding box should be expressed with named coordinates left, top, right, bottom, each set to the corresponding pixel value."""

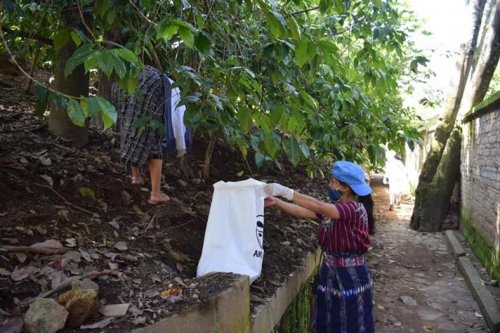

left=1, top=0, right=425, bottom=172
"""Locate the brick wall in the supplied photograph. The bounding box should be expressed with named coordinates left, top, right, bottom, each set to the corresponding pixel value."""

left=461, top=95, right=500, bottom=249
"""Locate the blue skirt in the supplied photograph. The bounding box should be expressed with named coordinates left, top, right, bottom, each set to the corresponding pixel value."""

left=313, top=262, right=374, bottom=333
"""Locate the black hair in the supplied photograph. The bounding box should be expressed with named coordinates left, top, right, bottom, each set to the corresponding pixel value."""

left=358, top=194, right=375, bottom=235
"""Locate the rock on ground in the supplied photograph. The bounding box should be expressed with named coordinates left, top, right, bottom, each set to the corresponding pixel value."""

left=24, top=298, right=68, bottom=333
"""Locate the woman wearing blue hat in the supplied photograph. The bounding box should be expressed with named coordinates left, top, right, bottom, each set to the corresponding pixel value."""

left=265, top=161, right=374, bottom=333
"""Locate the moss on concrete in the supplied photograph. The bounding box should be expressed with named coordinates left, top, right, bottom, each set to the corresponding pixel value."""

left=274, top=274, right=315, bottom=333
left=462, top=210, right=500, bottom=282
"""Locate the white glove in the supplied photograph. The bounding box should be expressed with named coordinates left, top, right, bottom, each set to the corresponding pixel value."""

left=264, top=183, right=294, bottom=201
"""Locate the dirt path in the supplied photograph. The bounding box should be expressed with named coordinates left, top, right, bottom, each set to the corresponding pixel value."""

left=368, top=177, right=488, bottom=332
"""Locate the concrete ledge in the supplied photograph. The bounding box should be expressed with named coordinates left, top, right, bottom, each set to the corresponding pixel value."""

left=250, top=248, right=321, bottom=333
left=133, top=275, right=250, bottom=333
left=458, top=256, right=500, bottom=333
left=132, top=249, right=321, bottom=333
left=445, top=230, right=466, bottom=258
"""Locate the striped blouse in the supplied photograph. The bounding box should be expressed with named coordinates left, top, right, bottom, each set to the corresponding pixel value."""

left=318, top=201, right=370, bottom=255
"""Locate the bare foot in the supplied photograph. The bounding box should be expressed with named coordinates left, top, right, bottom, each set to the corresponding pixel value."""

left=148, top=192, right=170, bottom=205
left=131, top=176, right=145, bottom=186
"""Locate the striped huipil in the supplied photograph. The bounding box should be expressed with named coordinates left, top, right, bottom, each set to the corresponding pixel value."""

left=313, top=201, right=374, bottom=333
left=111, top=66, right=167, bottom=174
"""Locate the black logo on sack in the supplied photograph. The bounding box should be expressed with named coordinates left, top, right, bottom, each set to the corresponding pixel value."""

left=253, top=215, right=264, bottom=258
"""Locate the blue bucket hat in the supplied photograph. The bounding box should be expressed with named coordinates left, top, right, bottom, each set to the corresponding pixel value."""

left=331, top=161, right=372, bottom=196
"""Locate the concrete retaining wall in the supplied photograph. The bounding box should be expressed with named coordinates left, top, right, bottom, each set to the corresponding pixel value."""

left=133, top=249, right=321, bottom=333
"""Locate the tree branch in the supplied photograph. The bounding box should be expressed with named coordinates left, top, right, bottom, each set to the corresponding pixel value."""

left=0, top=25, right=53, bottom=45
left=288, top=6, right=320, bottom=16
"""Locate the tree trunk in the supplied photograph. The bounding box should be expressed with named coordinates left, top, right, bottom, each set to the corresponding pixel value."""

left=48, top=6, right=91, bottom=146
left=203, top=134, right=217, bottom=179
left=410, top=0, right=486, bottom=230
left=412, top=0, right=500, bottom=231
left=410, top=51, right=472, bottom=230
left=414, top=128, right=461, bottom=231
left=462, top=1, right=500, bottom=113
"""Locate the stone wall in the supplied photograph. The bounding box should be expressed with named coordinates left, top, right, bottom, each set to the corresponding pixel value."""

left=460, top=92, right=500, bottom=276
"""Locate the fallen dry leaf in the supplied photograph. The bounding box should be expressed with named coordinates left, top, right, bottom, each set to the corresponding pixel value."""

left=159, top=287, right=183, bottom=303
left=108, top=220, right=120, bottom=230
left=14, top=252, right=27, bottom=263
left=31, top=239, right=63, bottom=253
left=10, top=266, right=35, bottom=282
left=104, top=252, right=119, bottom=261
left=108, top=262, right=119, bottom=270
left=63, top=251, right=82, bottom=263
left=99, top=303, right=130, bottom=317
left=65, top=238, right=77, bottom=248
left=0, top=316, right=24, bottom=333
left=56, top=209, right=70, bottom=222
left=114, top=241, right=128, bottom=251
left=79, top=249, right=93, bottom=262
left=50, top=270, right=67, bottom=290
left=39, top=174, right=53, bottom=188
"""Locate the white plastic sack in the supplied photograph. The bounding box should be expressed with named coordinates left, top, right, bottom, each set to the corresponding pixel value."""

left=196, top=178, right=266, bottom=283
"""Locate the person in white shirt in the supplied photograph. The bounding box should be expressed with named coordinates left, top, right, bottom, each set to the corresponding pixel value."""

left=383, top=154, right=408, bottom=210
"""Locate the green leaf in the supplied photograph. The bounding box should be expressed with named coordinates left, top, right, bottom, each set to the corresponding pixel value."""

left=255, top=152, right=266, bottom=168
left=113, top=48, right=139, bottom=63
left=319, top=0, right=333, bottom=13
left=95, top=0, right=113, bottom=19
left=54, top=29, right=70, bottom=50
left=48, top=93, right=67, bottom=110
left=182, top=93, right=202, bottom=104
left=105, top=4, right=117, bottom=24
left=70, top=31, right=82, bottom=47
left=64, top=44, right=95, bottom=77
left=95, top=97, right=117, bottom=130
left=263, top=132, right=279, bottom=158
left=79, top=186, right=96, bottom=201
left=334, top=0, right=345, bottom=12
left=270, top=105, right=284, bottom=126
left=295, top=39, right=309, bottom=67
left=285, top=137, right=301, bottom=166
left=178, top=26, right=194, bottom=48
left=287, top=16, right=301, bottom=41
left=33, top=84, right=49, bottom=117
left=299, top=90, right=318, bottom=110
left=67, top=98, right=86, bottom=127
left=83, top=50, right=102, bottom=73
left=111, top=53, right=127, bottom=79
left=318, top=39, right=339, bottom=54
left=299, top=142, right=311, bottom=158
left=264, top=10, right=286, bottom=38
left=195, top=13, right=205, bottom=29
left=85, top=96, right=100, bottom=117
left=156, top=21, right=179, bottom=41
left=99, top=51, right=115, bottom=77
left=372, top=0, right=382, bottom=7
left=194, top=32, right=211, bottom=55
left=237, top=106, right=253, bottom=133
